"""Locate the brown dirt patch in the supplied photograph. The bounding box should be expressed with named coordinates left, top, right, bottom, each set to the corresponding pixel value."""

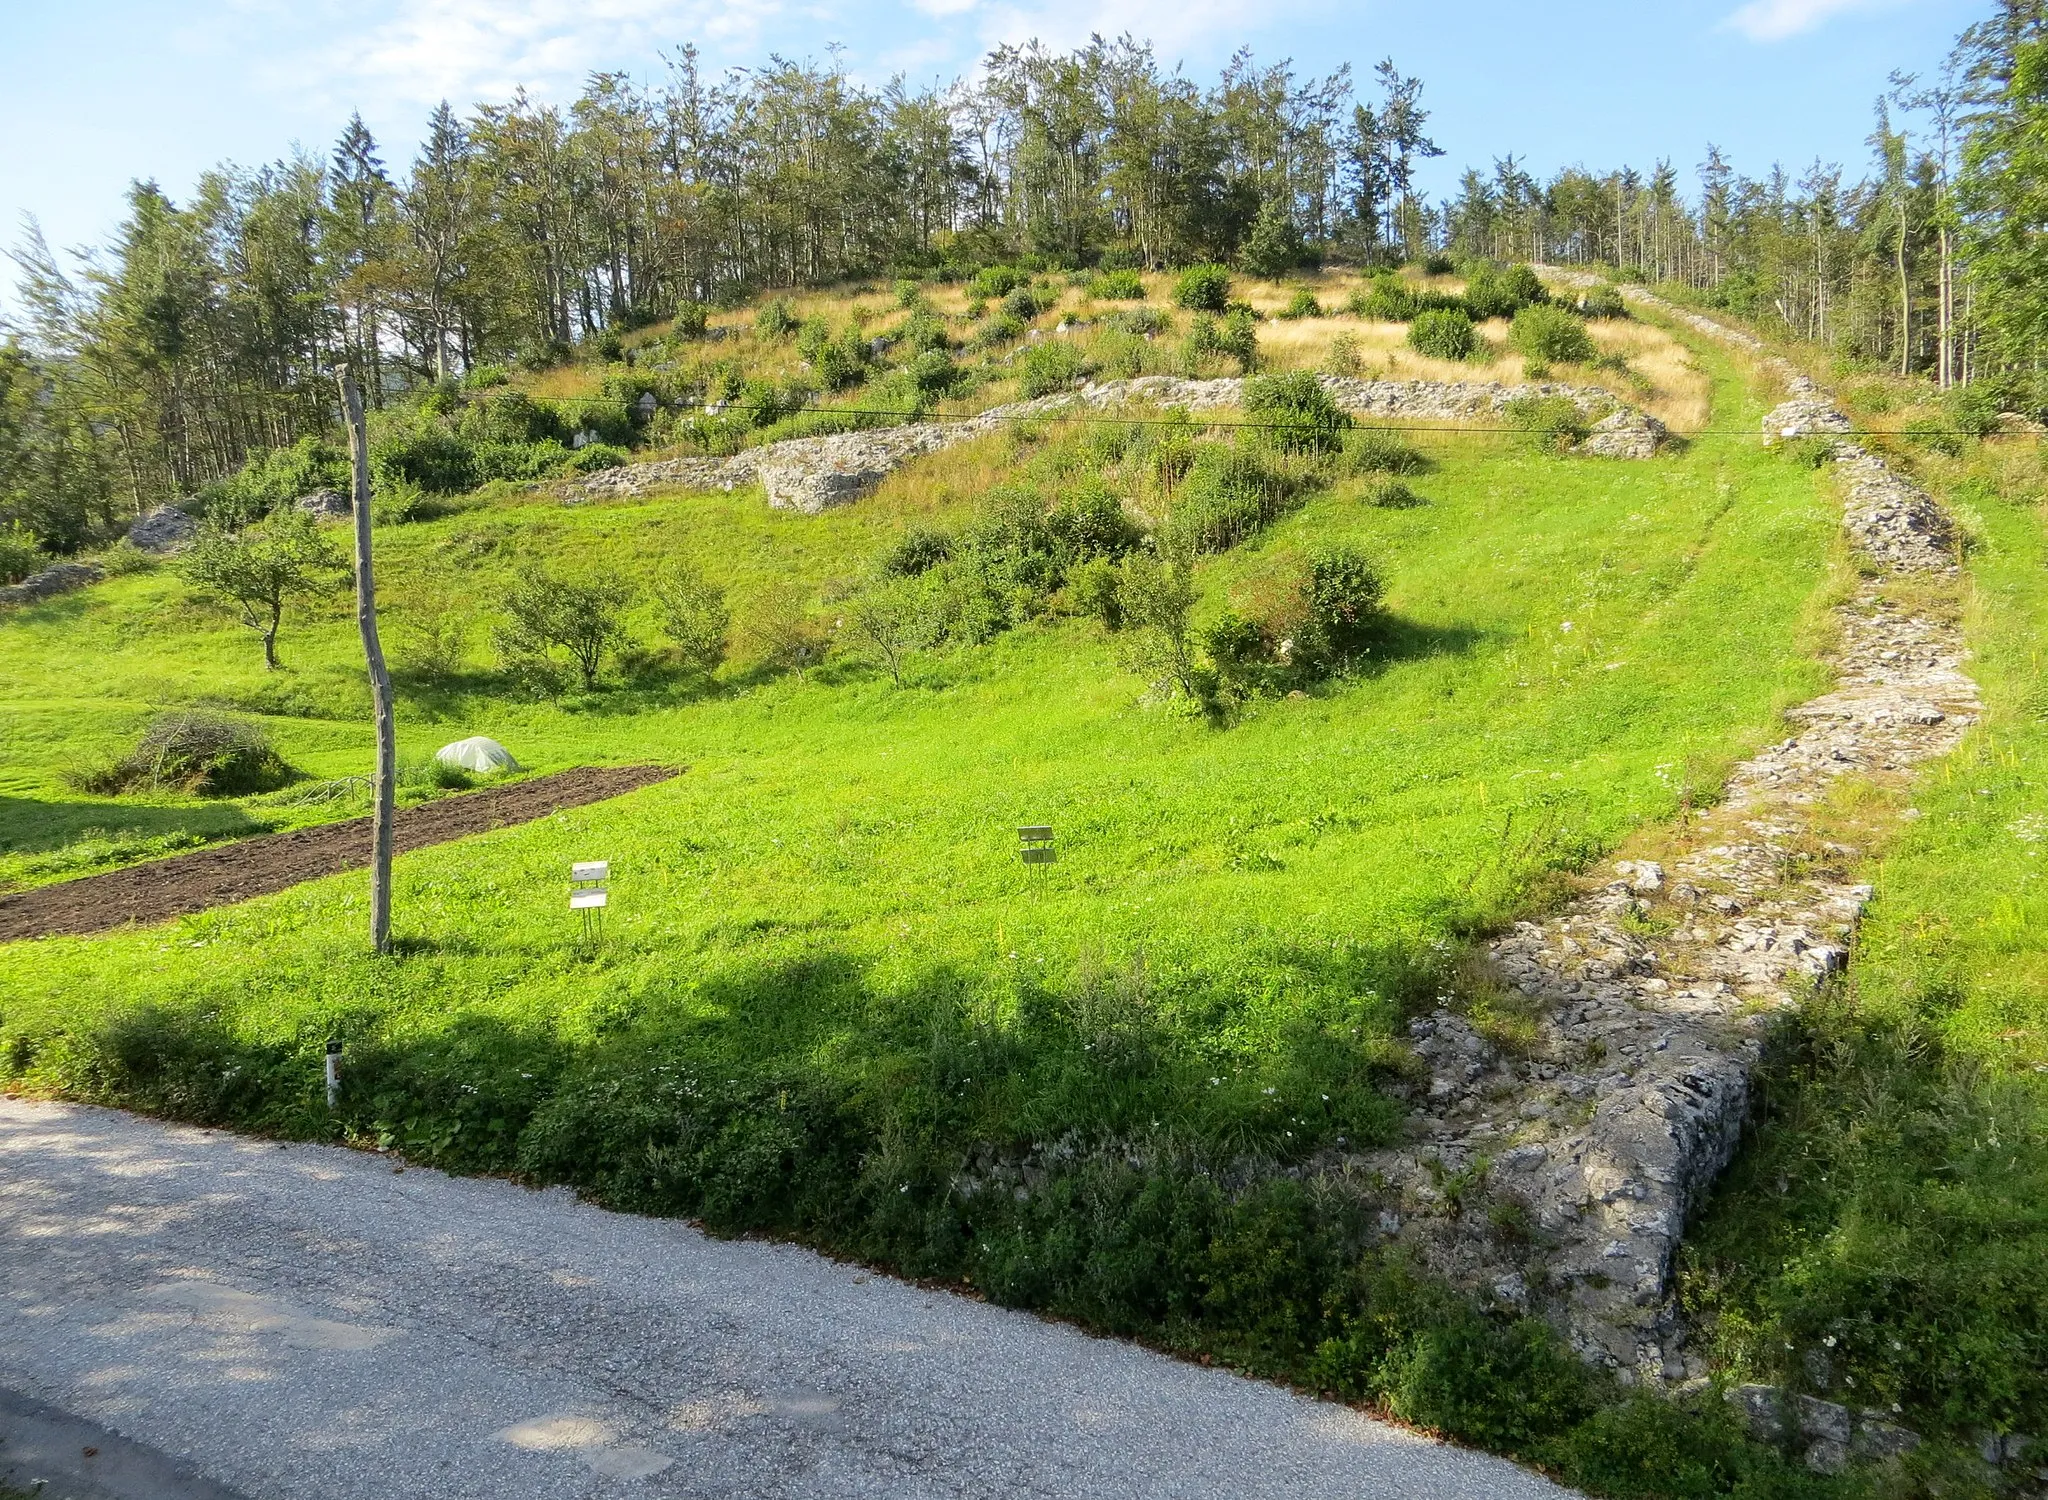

left=0, top=765, right=677, bottom=942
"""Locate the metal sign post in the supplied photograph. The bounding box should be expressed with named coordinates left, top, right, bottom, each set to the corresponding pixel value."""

left=324, top=1040, right=343, bottom=1110
left=570, top=860, right=609, bottom=946
left=1018, top=825, right=1055, bottom=876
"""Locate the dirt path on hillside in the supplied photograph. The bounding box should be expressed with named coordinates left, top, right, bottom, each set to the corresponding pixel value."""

left=0, top=765, right=676, bottom=942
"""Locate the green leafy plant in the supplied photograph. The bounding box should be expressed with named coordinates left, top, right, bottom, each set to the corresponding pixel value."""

left=1090, top=269, right=1146, bottom=299
left=1020, top=340, right=1083, bottom=398
left=1174, top=264, right=1233, bottom=312
left=1243, top=372, right=1352, bottom=454
left=1408, top=307, right=1476, bottom=361
left=1511, top=304, right=1596, bottom=366
left=180, top=509, right=346, bottom=669
left=650, top=564, right=730, bottom=675
left=495, top=563, right=636, bottom=690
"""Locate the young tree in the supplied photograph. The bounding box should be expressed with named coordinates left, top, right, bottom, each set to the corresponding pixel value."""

left=844, top=576, right=926, bottom=686
left=1117, top=543, right=1203, bottom=701
left=497, top=564, right=635, bottom=689
left=650, top=564, right=730, bottom=674
left=182, top=508, right=345, bottom=669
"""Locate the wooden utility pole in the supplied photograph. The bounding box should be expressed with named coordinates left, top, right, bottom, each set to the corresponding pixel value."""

left=336, top=368, right=395, bottom=954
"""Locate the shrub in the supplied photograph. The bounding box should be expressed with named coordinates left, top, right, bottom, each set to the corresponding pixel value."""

left=970, top=265, right=1028, bottom=300
left=673, top=300, right=710, bottom=338
left=1116, top=546, right=1203, bottom=700
left=900, top=310, right=950, bottom=353
left=1510, top=304, right=1596, bottom=366
left=905, top=350, right=960, bottom=402
left=1904, top=415, right=1965, bottom=456
left=843, top=576, right=928, bottom=686
left=373, top=427, right=477, bottom=494
left=1364, top=477, right=1424, bottom=508
left=970, top=315, right=1026, bottom=351
left=1001, top=286, right=1041, bottom=321
left=1349, top=275, right=1418, bottom=322
left=756, top=298, right=799, bottom=339
left=1090, top=269, right=1145, bottom=300
left=1174, top=264, right=1232, bottom=312
left=0, top=522, right=44, bottom=584
left=1047, top=482, right=1139, bottom=560
left=1322, top=332, right=1363, bottom=375
left=568, top=442, right=630, bottom=473
left=461, top=390, right=564, bottom=447
left=1103, top=306, right=1170, bottom=336
left=1408, top=307, right=1476, bottom=361
left=894, top=278, right=924, bottom=309
left=472, top=440, right=573, bottom=482
left=882, top=526, right=953, bottom=577
left=1294, top=544, right=1384, bottom=668
left=650, top=564, right=729, bottom=674
left=1421, top=253, right=1455, bottom=275
left=1069, top=555, right=1124, bottom=629
left=1345, top=428, right=1426, bottom=475
left=1381, top=1312, right=1596, bottom=1456
left=1945, top=382, right=2004, bottom=439
left=741, top=581, right=830, bottom=679
left=495, top=564, right=636, bottom=690
left=214, top=436, right=352, bottom=515
left=463, top=363, right=509, bottom=389
left=80, top=710, right=293, bottom=796
left=1167, top=444, right=1282, bottom=553
left=1019, top=341, right=1083, bottom=398
left=1504, top=394, right=1591, bottom=452
left=1278, top=288, right=1323, bottom=320
left=1243, top=372, right=1351, bottom=454
left=1462, top=262, right=1546, bottom=320
left=1577, top=285, right=1629, bottom=319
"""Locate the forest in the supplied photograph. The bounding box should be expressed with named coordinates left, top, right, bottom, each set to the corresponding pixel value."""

left=0, top=1, right=2044, bottom=563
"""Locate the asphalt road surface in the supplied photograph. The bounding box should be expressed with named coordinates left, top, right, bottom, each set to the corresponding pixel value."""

left=0, top=1098, right=1575, bottom=1499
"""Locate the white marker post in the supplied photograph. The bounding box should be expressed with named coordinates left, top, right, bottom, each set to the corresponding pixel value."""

left=571, top=860, right=610, bottom=946
left=325, top=1040, right=343, bottom=1110
left=1019, top=825, right=1055, bottom=879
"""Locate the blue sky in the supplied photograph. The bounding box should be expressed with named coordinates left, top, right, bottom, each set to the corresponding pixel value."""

left=0, top=0, right=1990, bottom=276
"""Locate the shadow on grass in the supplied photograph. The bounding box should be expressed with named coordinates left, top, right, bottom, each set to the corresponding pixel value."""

left=0, top=795, right=268, bottom=857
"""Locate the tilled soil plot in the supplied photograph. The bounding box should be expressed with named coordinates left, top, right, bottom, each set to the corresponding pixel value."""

left=0, top=765, right=676, bottom=942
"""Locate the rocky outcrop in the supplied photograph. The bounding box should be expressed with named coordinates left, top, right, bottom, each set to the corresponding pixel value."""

left=126, top=506, right=196, bottom=554
left=295, top=488, right=351, bottom=522
left=574, top=374, right=1660, bottom=511
left=0, top=560, right=103, bottom=608
left=1350, top=276, right=1981, bottom=1388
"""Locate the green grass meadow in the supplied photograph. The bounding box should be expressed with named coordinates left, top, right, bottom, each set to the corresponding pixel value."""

left=0, top=335, right=1917, bottom=1494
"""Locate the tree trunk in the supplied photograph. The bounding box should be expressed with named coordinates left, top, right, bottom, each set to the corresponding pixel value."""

left=336, top=367, right=396, bottom=955
left=263, top=609, right=281, bottom=671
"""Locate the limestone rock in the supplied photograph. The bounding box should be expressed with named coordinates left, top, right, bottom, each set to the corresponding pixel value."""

left=1577, top=408, right=1667, bottom=459
left=295, top=488, right=351, bottom=522
left=126, top=506, right=196, bottom=554
left=0, top=560, right=103, bottom=608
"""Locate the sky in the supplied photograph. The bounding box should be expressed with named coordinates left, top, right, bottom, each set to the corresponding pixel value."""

left=0, top=0, right=1992, bottom=282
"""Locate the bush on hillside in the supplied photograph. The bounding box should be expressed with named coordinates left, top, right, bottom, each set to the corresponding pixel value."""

left=0, top=522, right=44, bottom=584
left=1345, top=428, right=1427, bottom=476
left=1166, top=443, right=1286, bottom=553
left=1239, top=202, right=1306, bottom=278
left=78, top=710, right=293, bottom=796
left=673, top=300, right=710, bottom=338
left=881, top=526, right=953, bottom=577
left=1421, top=253, right=1455, bottom=275
left=756, top=299, right=799, bottom=339
left=373, top=426, right=478, bottom=494
left=495, top=564, right=636, bottom=691
left=1577, top=285, right=1629, bottom=319
left=1019, top=340, right=1082, bottom=398
left=1243, top=372, right=1351, bottom=455
left=650, top=564, right=729, bottom=675
left=1103, top=306, right=1170, bottom=336
left=1504, top=394, right=1591, bottom=452
left=1278, top=288, right=1323, bottom=319
left=1511, top=304, right=1596, bottom=367
left=1174, top=264, right=1233, bottom=312
left=1090, top=269, right=1146, bottom=300
left=1047, top=482, right=1140, bottom=560
left=1408, top=307, right=1476, bottom=361
left=1349, top=276, right=1418, bottom=322
left=1294, top=544, right=1385, bottom=669
left=970, top=265, right=1029, bottom=300
left=1462, top=263, right=1546, bottom=320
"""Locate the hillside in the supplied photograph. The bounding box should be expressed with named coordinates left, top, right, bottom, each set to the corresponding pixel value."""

left=3, top=261, right=2046, bottom=1497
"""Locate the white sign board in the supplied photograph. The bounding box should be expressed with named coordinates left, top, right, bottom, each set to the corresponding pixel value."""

left=570, top=889, right=610, bottom=910
left=571, top=861, right=610, bottom=882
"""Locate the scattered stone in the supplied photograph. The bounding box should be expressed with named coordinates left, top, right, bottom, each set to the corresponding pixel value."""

left=126, top=506, right=196, bottom=554
left=0, top=560, right=103, bottom=608
left=1577, top=408, right=1668, bottom=459
left=295, top=488, right=351, bottom=522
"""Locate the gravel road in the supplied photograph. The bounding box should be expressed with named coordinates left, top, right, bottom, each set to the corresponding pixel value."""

left=0, top=1098, right=1575, bottom=1499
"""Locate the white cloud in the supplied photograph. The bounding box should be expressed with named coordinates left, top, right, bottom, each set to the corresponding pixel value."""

left=275, top=0, right=789, bottom=113
left=1722, top=0, right=1903, bottom=42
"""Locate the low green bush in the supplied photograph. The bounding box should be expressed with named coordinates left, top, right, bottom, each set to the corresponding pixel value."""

left=1345, top=428, right=1427, bottom=475
left=673, top=300, right=710, bottom=338
left=756, top=299, right=799, bottom=339
left=1090, top=269, right=1146, bottom=300
left=0, top=522, right=44, bottom=584
left=1349, top=276, right=1418, bottom=322
left=1504, top=394, right=1592, bottom=452
left=1511, top=304, right=1596, bottom=366
left=970, top=265, right=1028, bottom=300
left=1104, top=306, right=1170, bottom=336
left=1578, top=285, right=1629, bottom=319
left=1408, top=308, right=1476, bottom=361
left=1174, top=264, right=1233, bottom=312
left=881, top=526, right=953, bottom=577
left=1166, top=443, right=1284, bottom=552
left=970, top=315, right=1026, bottom=351
left=373, top=426, right=477, bottom=494
left=1243, top=372, right=1352, bottom=454
left=1278, top=288, right=1323, bottom=320
left=1020, top=341, right=1083, bottom=398
left=1463, top=263, right=1546, bottom=320
left=1365, top=478, right=1424, bottom=508
left=568, top=442, right=630, bottom=473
